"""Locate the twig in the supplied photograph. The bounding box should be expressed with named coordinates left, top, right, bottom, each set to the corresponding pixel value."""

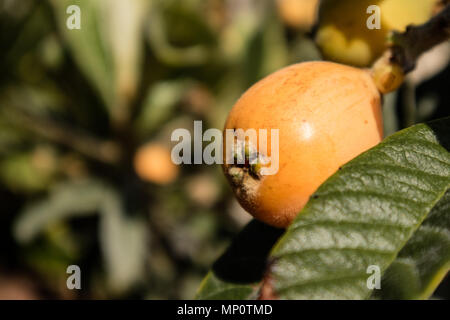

left=391, top=4, right=450, bottom=72
left=4, top=107, right=122, bottom=165
left=372, top=4, right=450, bottom=93
left=402, top=79, right=417, bottom=127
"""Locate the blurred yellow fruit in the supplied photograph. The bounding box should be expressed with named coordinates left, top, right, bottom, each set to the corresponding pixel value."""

left=276, top=0, right=320, bottom=31
left=316, top=0, right=437, bottom=67
left=134, top=143, right=179, bottom=185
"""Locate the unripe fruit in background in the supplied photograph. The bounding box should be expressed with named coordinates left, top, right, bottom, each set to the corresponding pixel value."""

left=223, top=61, right=383, bottom=228
left=316, top=0, right=437, bottom=67
left=276, top=0, right=320, bottom=31
left=134, top=143, right=179, bottom=185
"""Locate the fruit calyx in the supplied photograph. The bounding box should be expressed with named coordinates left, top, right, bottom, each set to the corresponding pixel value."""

left=225, top=138, right=269, bottom=180
left=224, top=138, right=270, bottom=206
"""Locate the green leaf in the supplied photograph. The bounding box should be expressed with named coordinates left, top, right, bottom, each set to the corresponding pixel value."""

left=14, top=179, right=107, bottom=243
left=97, top=0, right=149, bottom=102
left=146, top=0, right=210, bottom=66
left=264, top=118, right=450, bottom=300
left=14, top=178, right=148, bottom=293
left=196, top=220, right=284, bottom=300
left=134, top=80, right=192, bottom=137
left=50, top=0, right=149, bottom=124
left=374, top=190, right=450, bottom=299
left=99, top=191, right=148, bottom=293
left=50, top=0, right=115, bottom=109
left=0, top=148, right=56, bottom=193
left=196, top=272, right=256, bottom=300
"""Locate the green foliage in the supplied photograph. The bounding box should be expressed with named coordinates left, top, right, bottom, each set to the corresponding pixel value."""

left=196, top=221, right=284, bottom=300
left=134, top=80, right=194, bottom=137
left=0, top=149, right=56, bottom=192
left=197, top=118, right=450, bottom=300
left=50, top=0, right=115, bottom=110
left=14, top=179, right=148, bottom=293
left=14, top=180, right=105, bottom=242
left=375, top=190, right=450, bottom=299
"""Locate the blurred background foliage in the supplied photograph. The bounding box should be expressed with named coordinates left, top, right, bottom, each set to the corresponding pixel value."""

left=0, top=0, right=448, bottom=299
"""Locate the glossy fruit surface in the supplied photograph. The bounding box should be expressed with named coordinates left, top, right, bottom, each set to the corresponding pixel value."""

left=316, top=0, right=437, bottom=67
left=223, top=61, right=383, bottom=228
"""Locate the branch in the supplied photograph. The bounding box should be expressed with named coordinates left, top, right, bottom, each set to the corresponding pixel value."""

left=4, top=107, right=122, bottom=165
left=372, top=4, right=450, bottom=93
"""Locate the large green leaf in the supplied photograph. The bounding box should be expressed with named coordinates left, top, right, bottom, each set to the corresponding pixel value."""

left=374, top=190, right=450, bottom=299
left=265, top=118, right=450, bottom=299
left=197, top=118, right=450, bottom=300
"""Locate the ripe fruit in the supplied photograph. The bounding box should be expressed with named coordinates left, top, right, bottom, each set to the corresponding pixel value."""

left=276, top=0, right=320, bottom=31
left=223, top=61, right=383, bottom=228
left=134, top=142, right=179, bottom=185
left=316, top=0, right=437, bottom=67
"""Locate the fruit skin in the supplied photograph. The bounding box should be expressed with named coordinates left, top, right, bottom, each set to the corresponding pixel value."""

left=316, top=0, right=437, bottom=67
left=223, top=61, right=383, bottom=228
left=277, top=0, right=320, bottom=31
left=134, top=143, right=179, bottom=185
